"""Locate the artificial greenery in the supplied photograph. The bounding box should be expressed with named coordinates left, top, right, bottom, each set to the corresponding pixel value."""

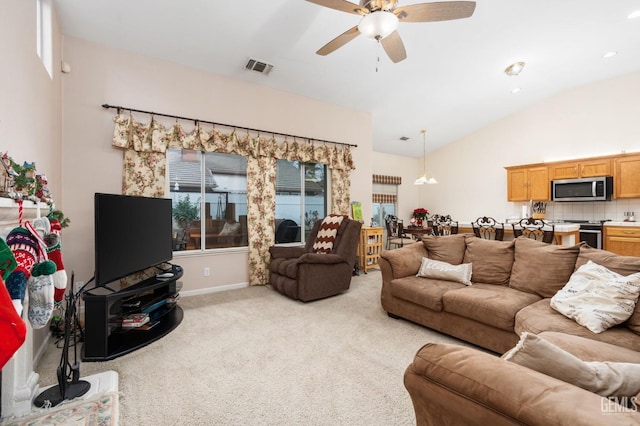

left=48, top=209, right=70, bottom=228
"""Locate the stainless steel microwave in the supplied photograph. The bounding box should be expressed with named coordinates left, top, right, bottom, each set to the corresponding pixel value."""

left=551, top=176, right=613, bottom=202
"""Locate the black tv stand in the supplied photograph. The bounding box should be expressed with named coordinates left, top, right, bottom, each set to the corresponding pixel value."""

left=82, top=264, right=183, bottom=361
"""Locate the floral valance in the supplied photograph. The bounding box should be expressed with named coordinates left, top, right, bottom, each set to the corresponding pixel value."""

left=111, top=114, right=354, bottom=171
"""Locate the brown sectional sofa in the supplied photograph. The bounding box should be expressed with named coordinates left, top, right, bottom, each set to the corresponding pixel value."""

left=380, top=233, right=640, bottom=353
left=379, top=234, right=640, bottom=424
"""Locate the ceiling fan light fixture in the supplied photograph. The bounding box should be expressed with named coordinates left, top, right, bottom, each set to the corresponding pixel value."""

left=358, top=11, right=398, bottom=39
left=504, top=61, right=526, bottom=77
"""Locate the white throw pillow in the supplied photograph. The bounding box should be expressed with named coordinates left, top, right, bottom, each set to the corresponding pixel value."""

left=416, top=257, right=472, bottom=285
left=550, top=260, right=640, bottom=333
left=219, top=222, right=241, bottom=235
left=504, top=332, right=640, bottom=399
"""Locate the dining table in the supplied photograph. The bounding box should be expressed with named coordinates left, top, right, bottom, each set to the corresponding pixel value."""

left=403, top=225, right=433, bottom=239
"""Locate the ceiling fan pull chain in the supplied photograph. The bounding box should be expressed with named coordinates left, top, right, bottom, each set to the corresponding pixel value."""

left=376, top=38, right=381, bottom=73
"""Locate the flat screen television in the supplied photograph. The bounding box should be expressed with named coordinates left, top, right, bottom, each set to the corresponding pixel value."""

left=94, top=193, right=173, bottom=286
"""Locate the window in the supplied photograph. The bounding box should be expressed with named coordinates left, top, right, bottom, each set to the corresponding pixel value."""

left=275, top=160, right=327, bottom=244
left=36, top=0, right=52, bottom=78
left=372, top=174, right=401, bottom=230
left=168, top=149, right=248, bottom=251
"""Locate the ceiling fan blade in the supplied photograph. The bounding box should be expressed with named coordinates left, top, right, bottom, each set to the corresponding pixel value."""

left=394, top=1, right=476, bottom=22
left=306, top=0, right=368, bottom=15
left=316, top=26, right=361, bottom=56
left=381, top=30, right=407, bottom=63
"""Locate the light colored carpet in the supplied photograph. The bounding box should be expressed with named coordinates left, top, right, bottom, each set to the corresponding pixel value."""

left=35, top=270, right=475, bottom=425
left=2, top=392, right=119, bottom=426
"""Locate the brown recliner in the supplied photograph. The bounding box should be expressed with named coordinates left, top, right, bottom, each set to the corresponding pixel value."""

left=268, top=217, right=362, bottom=302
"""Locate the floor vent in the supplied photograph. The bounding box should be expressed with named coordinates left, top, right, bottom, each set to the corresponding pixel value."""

left=245, top=58, right=273, bottom=75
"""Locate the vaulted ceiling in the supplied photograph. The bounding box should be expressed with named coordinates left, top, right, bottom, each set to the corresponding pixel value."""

left=54, top=0, right=640, bottom=157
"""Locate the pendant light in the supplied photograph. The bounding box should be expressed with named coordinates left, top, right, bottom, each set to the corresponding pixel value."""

left=414, top=130, right=437, bottom=185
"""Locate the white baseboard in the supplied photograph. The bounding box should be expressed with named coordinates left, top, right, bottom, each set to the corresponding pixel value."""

left=181, top=282, right=249, bottom=297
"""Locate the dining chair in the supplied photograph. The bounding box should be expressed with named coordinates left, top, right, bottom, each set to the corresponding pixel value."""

left=430, top=214, right=459, bottom=236
left=384, top=215, right=415, bottom=249
left=472, top=216, right=505, bottom=241
left=512, top=217, right=555, bottom=244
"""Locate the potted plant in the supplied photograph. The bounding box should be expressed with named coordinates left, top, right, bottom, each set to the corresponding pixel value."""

left=412, top=208, right=429, bottom=227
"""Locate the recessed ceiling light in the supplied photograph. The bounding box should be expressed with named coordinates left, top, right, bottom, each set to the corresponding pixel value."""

left=511, top=87, right=521, bottom=94
left=628, top=10, right=640, bottom=19
left=504, top=61, right=525, bottom=77
left=602, top=51, right=617, bottom=59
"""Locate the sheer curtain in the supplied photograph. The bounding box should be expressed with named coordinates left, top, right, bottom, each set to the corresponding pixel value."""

left=110, top=113, right=355, bottom=284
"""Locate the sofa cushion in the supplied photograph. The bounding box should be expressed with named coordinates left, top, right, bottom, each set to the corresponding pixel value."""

left=515, top=299, right=640, bottom=352
left=391, top=276, right=465, bottom=311
left=443, top=283, right=541, bottom=331
left=381, top=242, right=427, bottom=278
left=422, top=234, right=467, bottom=265
left=538, top=331, right=640, bottom=363
left=509, top=238, right=580, bottom=297
left=462, top=235, right=514, bottom=286
left=503, top=332, right=640, bottom=399
left=550, top=260, right=640, bottom=333
left=577, top=245, right=640, bottom=335
left=416, top=257, right=472, bottom=285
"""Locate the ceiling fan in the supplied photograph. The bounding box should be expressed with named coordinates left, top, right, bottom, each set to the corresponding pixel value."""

left=307, top=0, right=476, bottom=63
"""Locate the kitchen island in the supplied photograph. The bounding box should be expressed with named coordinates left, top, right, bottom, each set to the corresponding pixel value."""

left=457, top=221, right=580, bottom=246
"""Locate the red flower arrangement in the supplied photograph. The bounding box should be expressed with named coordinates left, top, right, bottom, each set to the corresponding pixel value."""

left=412, top=208, right=429, bottom=219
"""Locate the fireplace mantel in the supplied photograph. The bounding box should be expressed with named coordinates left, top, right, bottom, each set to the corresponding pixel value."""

left=0, top=197, right=51, bottom=419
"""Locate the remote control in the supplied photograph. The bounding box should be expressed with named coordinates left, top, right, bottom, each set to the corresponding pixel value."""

left=156, top=272, right=174, bottom=278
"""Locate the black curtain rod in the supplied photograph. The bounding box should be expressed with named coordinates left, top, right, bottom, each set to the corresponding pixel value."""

left=101, top=103, right=358, bottom=148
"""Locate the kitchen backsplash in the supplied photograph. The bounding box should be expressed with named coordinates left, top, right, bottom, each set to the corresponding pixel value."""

left=512, top=199, right=640, bottom=222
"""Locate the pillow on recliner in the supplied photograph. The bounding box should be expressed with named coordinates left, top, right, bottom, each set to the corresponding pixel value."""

left=312, top=214, right=347, bottom=254
left=503, top=332, right=640, bottom=399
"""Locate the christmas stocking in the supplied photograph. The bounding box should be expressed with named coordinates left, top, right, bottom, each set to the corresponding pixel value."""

left=27, top=260, right=56, bottom=329
left=5, top=227, right=39, bottom=315
left=0, top=278, right=26, bottom=369
left=45, top=231, right=67, bottom=302
left=0, top=237, right=17, bottom=281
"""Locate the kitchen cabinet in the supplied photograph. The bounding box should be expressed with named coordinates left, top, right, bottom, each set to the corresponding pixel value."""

left=506, top=165, right=549, bottom=201
left=549, top=159, right=612, bottom=180
left=614, top=154, right=640, bottom=199
left=603, top=226, right=640, bottom=257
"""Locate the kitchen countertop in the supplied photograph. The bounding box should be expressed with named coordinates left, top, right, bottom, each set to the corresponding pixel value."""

left=458, top=222, right=579, bottom=232
left=604, top=221, right=640, bottom=227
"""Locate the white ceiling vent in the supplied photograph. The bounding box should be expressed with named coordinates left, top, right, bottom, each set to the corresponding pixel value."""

left=245, top=58, right=273, bottom=75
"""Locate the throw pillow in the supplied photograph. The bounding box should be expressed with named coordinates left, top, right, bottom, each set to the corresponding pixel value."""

left=416, top=257, right=472, bottom=285
left=503, top=332, right=640, bottom=399
left=462, top=235, right=514, bottom=286
left=509, top=238, right=581, bottom=297
left=576, top=245, right=640, bottom=335
left=219, top=222, right=241, bottom=235
left=550, top=260, right=640, bottom=333
left=422, top=233, right=467, bottom=265
left=312, top=214, right=347, bottom=254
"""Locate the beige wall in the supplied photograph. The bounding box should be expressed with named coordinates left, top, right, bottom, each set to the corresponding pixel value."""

left=0, top=0, right=62, bottom=200
left=406, top=71, right=640, bottom=224
left=370, top=152, right=422, bottom=221
left=60, top=37, right=372, bottom=293
left=1, top=0, right=63, bottom=388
